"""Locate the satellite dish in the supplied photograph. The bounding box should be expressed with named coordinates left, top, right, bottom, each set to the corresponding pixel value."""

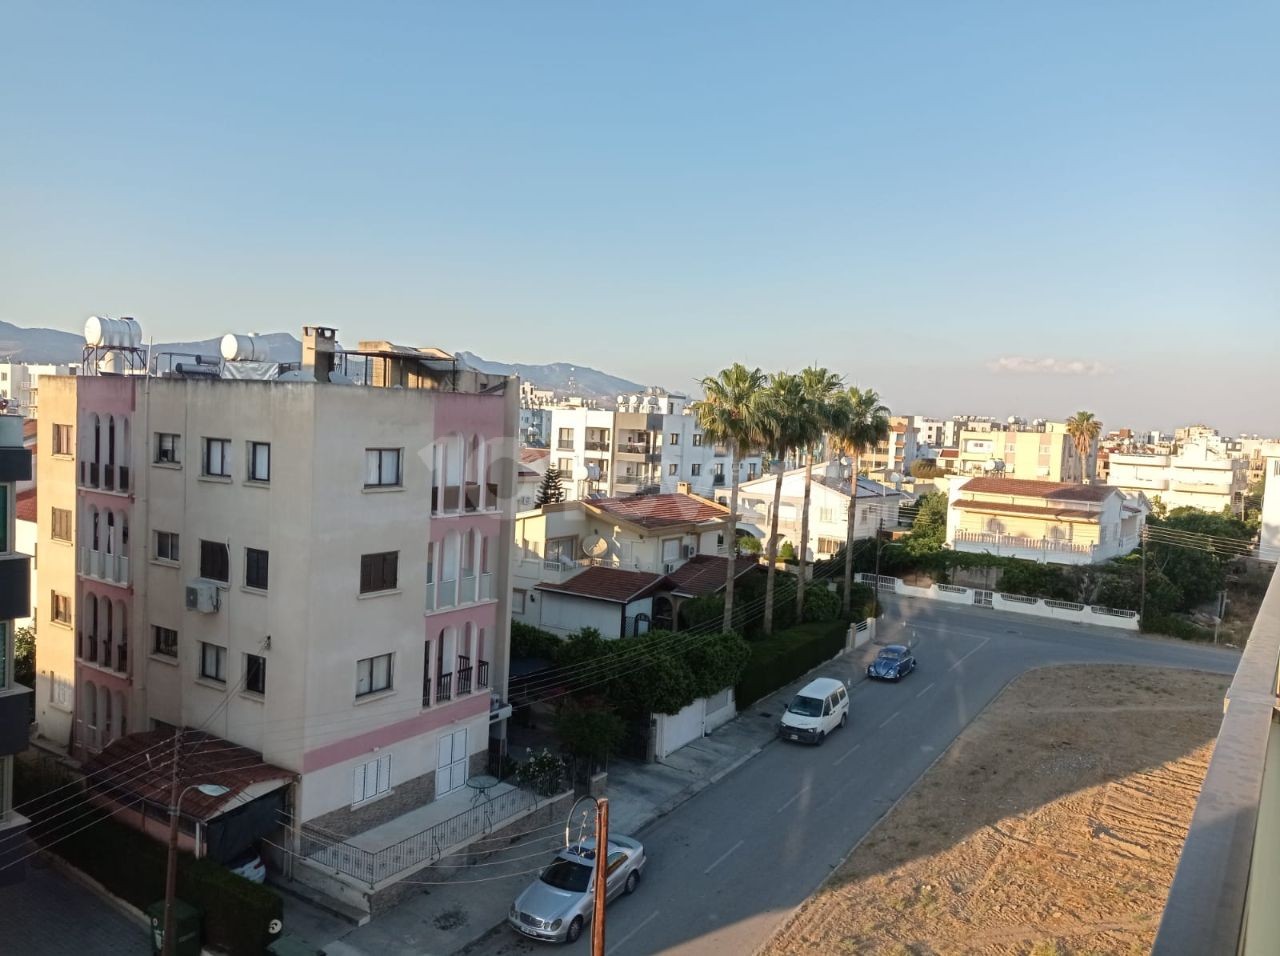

left=582, top=534, right=609, bottom=558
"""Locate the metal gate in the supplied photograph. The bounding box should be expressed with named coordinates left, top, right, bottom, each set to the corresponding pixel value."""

left=973, top=589, right=994, bottom=608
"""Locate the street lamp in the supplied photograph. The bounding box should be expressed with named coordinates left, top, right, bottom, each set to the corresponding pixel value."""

left=162, top=782, right=230, bottom=956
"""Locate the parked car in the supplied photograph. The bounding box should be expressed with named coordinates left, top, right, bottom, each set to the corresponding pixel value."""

left=778, top=676, right=850, bottom=745
left=866, top=644, right=917, bottom=681
left=227, top=847, right=267, bottom=884
left=509, top=835, right=646, bottom=943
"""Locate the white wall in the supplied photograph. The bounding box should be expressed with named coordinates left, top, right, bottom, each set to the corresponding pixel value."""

left=1262, top=458, right=1280, bottom=563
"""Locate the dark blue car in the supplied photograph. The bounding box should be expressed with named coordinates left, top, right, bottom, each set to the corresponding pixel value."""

left=866, top=644, right=917, bottom=681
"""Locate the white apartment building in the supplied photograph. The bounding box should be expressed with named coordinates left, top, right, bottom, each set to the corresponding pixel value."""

left=1107, top=438, right=1248, bottom=514
left=548, top=391, right=762, bottom=501
left=1261, top=458, right=1280, bottom=563
left=910, top=416, right=946, bottom=450
left=35, top=325, right=519, bottom=844
left=0, top=362, right=77, bottom=418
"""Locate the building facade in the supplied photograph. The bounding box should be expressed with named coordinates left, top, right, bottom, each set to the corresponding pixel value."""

left=1107, top=438, right=1248, bottom=514
left=0, top=362, right=78, bottom=419
left=952, top=421, right=1095, bottom=482
left=34, top=327, right=519, bottom=833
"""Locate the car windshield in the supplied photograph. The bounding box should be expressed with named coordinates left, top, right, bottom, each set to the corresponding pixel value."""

left=540, top=858, right=593, bottom=893
left=787, top=695, right=824, bottom=717
left=878, top=650, right=905, bottom=661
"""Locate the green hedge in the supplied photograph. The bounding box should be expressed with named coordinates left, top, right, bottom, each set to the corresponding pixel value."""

left=1142, top=614, right=1215, bottom=642
left=735, top=620, right=850, bottom=708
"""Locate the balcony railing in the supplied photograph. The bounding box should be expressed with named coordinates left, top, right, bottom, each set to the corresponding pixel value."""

left=557, top=441, right=574, bottom=450
left=119, top=465, right=131, bottom=492
left=458, top=573, right=477, bottom=604
left=102, top=464, right=116, bottom=491
left=79, top=548, right=130, bottom=586
left=585, top=440, right=611, bottom=451
left=479, top=572, right=493, bottom=600
left=436, top=672, right=454, bottom=703
left=115, top=642, right=128, bottom=675
left=477, top=660, right=489, bottom=689
left=457, top=657, right=473, bottom=696
left=80, top=460, right=100, bottom=488
left=713, top=474, right=726, bottom=485
left=616, top=442, right=653, bottom=455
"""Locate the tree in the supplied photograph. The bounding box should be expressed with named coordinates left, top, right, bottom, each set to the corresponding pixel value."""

left=829, top=386, right=890, bottom=613
left=910, top=459, right=943, bottom=479
left=794, top=366, right=844, bottom=621
left=534, top=467, right=565, bottom=507
left=692, top=364, right=768, bottom=632
left=759, top=372, right=807, bottom=635
left=554, top=703, right=625, bottom=772
left=14, top=624, right=35, bottom=688
left=904, top=492, right=948, bottom=556
left=1065, top=411, right=1102, bottom=482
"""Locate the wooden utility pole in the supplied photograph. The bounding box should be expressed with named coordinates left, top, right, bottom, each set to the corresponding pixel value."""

left=161, top=727, right=183, bottom=956
left=591, top=797, right=609, bottom=956
left=1139, top=528, right=1148, bottom=627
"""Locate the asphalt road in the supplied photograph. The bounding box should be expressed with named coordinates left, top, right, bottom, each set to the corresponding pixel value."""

left=536, top=596, right=1241, bottom=956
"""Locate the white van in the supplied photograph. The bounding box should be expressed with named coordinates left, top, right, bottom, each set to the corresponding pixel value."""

left=778, top=677, right=850, bottom=745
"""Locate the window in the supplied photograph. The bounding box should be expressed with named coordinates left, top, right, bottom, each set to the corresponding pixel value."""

left=512, top=589, right=527, bottom=614
left=557, top=427, right=574, bottom=449
left=203, top=438, right=231, bottom=477
left=51, top=507, right=72, bottom=542
left=353, top=753, right=392, bottom=805
left=818, top=536, right=842, bottom=555
left=155, top=432, right=180, bottom=464
left=557, top=458, right=573, bottom=476
left=247, top=441, right=271, bottom=482
left=148, top=532, right=178, bottom=564
left=668, top=464, right=679, bottom=476
left=714, top=463, right=725, bottom=476
left=360, top=551, right=398, bottom=594
left=668, top=433, right=680, bottom=446
left=51, top=591, right=71, bottom=624
left=244, top=548, right=269, bottom=590
left=200, top=540, right=230, bottom=583
left=53, top=424, right=73, bottom=456
left=819, top=507, right=837, bottom=523
left=691, top=464, right=702, bottom=476
left=365, top=448, right=402, bottom=487
left=356, top=653, right=393, bottom=696
left=200, top=642, right=227, bottom=682
left=245, top=654, right=266, bottom=695
left=153, top=626, right=178, bottom=658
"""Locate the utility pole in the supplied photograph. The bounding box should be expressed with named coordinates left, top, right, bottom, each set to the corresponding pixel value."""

left=1139, top=528, right=1147, bottom=628
left=591, top=797, right=610, bottom=956
left=162, top=727, right=183, bottom=956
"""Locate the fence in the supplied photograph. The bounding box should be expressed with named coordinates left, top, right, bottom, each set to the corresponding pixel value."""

left=300, top=784, right=540, bottom=886
left=856, top=573, right=1139, bottom=630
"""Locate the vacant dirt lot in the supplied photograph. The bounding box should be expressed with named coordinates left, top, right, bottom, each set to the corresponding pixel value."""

left=763, top=665, right=1230, bottom=956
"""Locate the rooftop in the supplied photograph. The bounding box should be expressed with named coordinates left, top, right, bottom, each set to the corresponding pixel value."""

left=16, top=487, right=36, bottom=523
left=664, top=554, right=760, bottom=598
left=958, top=476, right=1118, bottom=503
left=536, top=566, right=666, bottom=604
left=585, top=493, right=729, bottom=530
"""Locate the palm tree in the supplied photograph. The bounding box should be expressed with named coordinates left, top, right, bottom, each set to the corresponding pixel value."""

left=794, top=367, right=844, bottom=620
left=759, top=372, right=807, bottom=635
left=1065, top=411, right=1102, bottom=481
left=829, top=386, right=890, bottom=615
left=692, top=364, right=768, bottom=632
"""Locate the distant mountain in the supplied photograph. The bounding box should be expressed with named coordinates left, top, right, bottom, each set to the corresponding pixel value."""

left=0, top=320, right=301, bottom=364
left=455, top=351, right=651, bottom=399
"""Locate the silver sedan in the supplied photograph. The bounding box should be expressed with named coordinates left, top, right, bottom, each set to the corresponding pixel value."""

left=509, top=835, right=647, bottom=944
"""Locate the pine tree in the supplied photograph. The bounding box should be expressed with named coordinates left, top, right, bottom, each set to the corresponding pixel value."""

left=535, top=467, right=566, bottom=507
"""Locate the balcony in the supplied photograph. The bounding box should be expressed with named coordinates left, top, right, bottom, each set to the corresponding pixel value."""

left=615, top=442, right=659, bottom=462
left=713, top=474, right=726, bottom=486
left=79, top=460, right=100, bottom=488
left=713, top=444, right=729, bottom=457
left=477, top=659, right=489, bottom=689
left=79, top=548, right=130, bottom=587
left=436, top=671, right=454, bottom=703
left=457, top=657, right=473, bottom=696
left=556, top=441, right=575, bottom=451
left=585, top=439, right=611, bottom=452
left=1171, top=479, right=1233, bottom=495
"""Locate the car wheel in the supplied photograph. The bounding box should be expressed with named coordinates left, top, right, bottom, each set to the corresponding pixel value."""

left=624, top=870, right=639, bottom=895
left=817, top=730, right=827, bottom=745
left=840, top=712, right=848, bottom=729
left=566, top=916, right=584, bottom=944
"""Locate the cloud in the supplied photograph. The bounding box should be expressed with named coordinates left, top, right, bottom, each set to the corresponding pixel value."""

left=988, top=356, right=1112, bottom=376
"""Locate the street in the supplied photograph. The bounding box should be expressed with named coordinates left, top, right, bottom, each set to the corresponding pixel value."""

left=501, top=596, right=1240, bottom=956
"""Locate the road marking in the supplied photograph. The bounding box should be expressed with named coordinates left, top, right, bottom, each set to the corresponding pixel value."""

left=608, top=909, right=660, bottom=954
left=878, top=710, right=900, bottom=729
left=776, top=785, right=811, bottom=814
left=949, top=636, right=992, bottom=672
left=916, top=682, right=936, bottom=698
left=834, top=742, right=861, bottom=766
left=702, top=839, right=744, bottom=875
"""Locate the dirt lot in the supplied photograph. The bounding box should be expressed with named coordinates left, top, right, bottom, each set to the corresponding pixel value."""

left=762, top=665, right=1230, bottom=956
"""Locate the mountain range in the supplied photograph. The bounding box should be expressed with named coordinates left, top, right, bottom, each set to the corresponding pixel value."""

left=0, top=320, right=648, bottom=399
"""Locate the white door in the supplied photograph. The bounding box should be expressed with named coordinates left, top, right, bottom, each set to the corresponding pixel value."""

left=436, top=728, right=469, bottom=797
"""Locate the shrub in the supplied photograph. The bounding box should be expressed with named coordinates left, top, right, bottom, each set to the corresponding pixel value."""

left=778, top=541, right=797, bottom=562
left=516, top=748, right=568, bottom=796
left=801, top=584, right=841, bottom=622
left=735, top=620, right=850, bottom=707
left=554, top=704, right=625, bottom=770
left=511, top=621, right=563, bottom=661
left=1143, top=614, right=1215, bottom=642
left=738, top=535, right=762, bottom=555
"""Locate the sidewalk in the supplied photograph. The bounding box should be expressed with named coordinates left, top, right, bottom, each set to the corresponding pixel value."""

left=284, top=639, right=882, bottom=956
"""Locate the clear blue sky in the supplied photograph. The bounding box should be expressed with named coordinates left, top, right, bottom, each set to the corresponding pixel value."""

left=2, top=2, right=1276, bottom=433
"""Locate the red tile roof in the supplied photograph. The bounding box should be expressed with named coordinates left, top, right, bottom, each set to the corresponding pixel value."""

left=939, top=448, right=959, bottom=458
left=537, top=566, right=666, bottom=604
left=952, top=499, right=1100, bottom=521
left=82, top=729, right=293, bottom=822
left=15, top=488, right=36, bottom=523
left=958, top=476, right=1118, bottom=503
left=664, top=554, right=760, bottom=597
left=586, top=493, right=728, bottom=530
left=520, top=448, right=550, bottom=464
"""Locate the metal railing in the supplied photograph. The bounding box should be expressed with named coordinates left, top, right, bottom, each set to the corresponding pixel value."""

left=477, top=660, right=489, bottom=689
left=437, top=671, right=454, bottom=703
left=457, top=665, right=473, bottom=696
left=585, top=440, right=611, bottom=451
left=79, top=548, right=130, bottom=586
left=299, top=783, right=542, bottom=886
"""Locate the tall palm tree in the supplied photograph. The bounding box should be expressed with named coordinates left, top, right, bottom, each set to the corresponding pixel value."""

left=692, top=364, right=768, bottom=632
left=760, top=372, right=807, bottom=635
left=794, top=367, right=844, bottom=620
left=1065, top=411, right=1102, bottom=482
left=829, top=386, right=890, bottom=615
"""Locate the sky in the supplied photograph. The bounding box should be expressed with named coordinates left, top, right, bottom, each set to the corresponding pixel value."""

left=2, top=2, right=1277, bottom=434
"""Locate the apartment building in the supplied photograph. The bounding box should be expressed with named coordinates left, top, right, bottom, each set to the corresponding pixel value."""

left=1107, top=438, right=1248, bottom=514
left=548, top=391, right=761, bottom=501
left=942, top=416, right=997, bottom=448
left=34, top=325, right=519, bottom=838
left=0, top=414, right=33, bottom=883
left=910, top=416, right=946, bottom=450
left=865, top=417, right=920, bottom=479
left=952, top=421, right=1095, bottom=482
left=0, top=362, right=77, bottom=419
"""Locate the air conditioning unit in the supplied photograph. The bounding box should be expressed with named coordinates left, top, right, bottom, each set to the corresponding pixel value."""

left=682, top=545, right=695, bottom=558
left=663, top=562, right=677, bottom=574
left=185, top=581, right=221, bottom=614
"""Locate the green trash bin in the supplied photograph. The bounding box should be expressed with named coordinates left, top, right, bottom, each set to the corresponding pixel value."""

left=267, top=936, right=326, bottom=956
left=146, top=900, right=202, bottom=956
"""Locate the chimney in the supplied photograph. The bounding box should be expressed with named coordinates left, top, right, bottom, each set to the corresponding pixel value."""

left=302, top=326, right=337, bottom=383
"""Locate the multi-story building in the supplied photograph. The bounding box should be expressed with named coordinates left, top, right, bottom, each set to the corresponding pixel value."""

left=34, top=325, right=518, bottom=838
left=0, top=362, right=77, bottom=418
left=909, top=416, right=946, bottom=450
left=953, top=421, right=1095, bottom=482
left=0, top=414, right=33, bottom=882
left=548, top=391, right=762, bottom=501
left=942, top=416, right=997, bottom=448
left=1107, top=438, right=1249, bottom=514
left=865, top=417, right=920, bottom=479
left=1240, top=438, right=1280, bottom=490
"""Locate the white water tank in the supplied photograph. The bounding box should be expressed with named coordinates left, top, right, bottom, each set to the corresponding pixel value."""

left=84, top=315, right=142, bottom=348
left=220, top=333, right=267, bottom=362
left=98, top=351, right=123, bottom=375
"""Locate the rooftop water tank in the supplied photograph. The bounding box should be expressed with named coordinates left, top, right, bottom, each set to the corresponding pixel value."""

left=85, top=315, right=143, bottom=349
left=221, top=333, right=267, bottom=362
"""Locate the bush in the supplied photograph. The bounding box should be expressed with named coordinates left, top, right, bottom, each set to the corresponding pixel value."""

left=778, top=541, right=797, bottom=562
left=735, top=620, right=850, bottom=707
left=738, top=535, right=762, bottom=555
left=1143, top=614, right=1215, bottom=642
left=554, top=704, right=625, bottom=770
left=516, top=748, right=568, bottom=796
left=511, top=621, right=563, bottom=661
left=801, top=584, right=841, bottom=622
